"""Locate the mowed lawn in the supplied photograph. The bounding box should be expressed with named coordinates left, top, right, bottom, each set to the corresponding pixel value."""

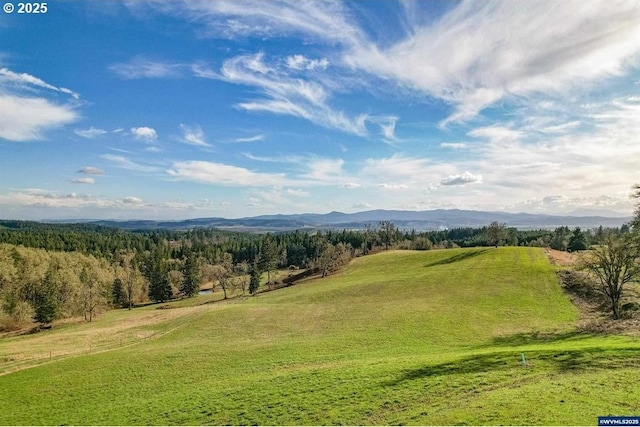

left=1, top=247, right=639, bottom=425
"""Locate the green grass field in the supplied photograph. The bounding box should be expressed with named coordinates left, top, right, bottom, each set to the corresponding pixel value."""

left=1, top=247, right=639, bottom=425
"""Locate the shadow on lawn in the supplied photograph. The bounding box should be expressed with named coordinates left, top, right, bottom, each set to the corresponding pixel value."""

left=485, top=330, right=592, bottom=347
left=385, top=331, right=640, bottom=386
left=424, top=249, right=490, bottom=268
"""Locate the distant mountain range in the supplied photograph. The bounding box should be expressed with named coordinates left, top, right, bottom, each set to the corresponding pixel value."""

left=49, top=209, right=631, bottom=232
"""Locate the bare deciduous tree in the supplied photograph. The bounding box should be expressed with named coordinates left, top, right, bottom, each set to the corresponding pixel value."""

left=579, top=233, right=640, bottom=319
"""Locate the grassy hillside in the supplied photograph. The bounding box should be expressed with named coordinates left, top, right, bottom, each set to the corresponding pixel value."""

left=1, top=247, right=638, bottom=425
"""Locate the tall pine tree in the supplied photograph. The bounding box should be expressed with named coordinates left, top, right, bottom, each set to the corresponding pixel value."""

left=33, top=268, right=58, bottom=325
left=179, top=251, right=200, bottom=297
left=144, top=250, right=172, bottom=303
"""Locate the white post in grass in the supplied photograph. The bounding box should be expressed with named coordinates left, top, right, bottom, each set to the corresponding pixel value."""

left=521, top=353, right=527, bottom=366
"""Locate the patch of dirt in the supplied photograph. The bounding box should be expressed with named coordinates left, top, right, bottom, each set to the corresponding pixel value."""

left=545, top=248, right=579, bottom=267
left=557, top=269, right=640, bottom=336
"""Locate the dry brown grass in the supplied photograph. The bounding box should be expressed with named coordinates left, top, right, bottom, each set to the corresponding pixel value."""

left=0, top=303, right=216, bottom=376
left=545, top=248, right=640, bottom=335
left=545, top=248, right=579, bottom=267
left=555, top=266, right=640, bottom=337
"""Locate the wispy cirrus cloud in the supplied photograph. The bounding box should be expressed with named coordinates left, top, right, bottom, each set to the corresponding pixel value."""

left=368, top=115, right=398, bottom=141
left=179, top=124, right=210, bottom=147
left=140, top=0, right=364, bottom=47
left=233, top=134, right=265, bottom=143
left=0, top=67, right=80, bottom=99
left=285, top=55, right=329, bottom=71
left=347, top=0, right=640, bottom=126
left=126, top=0, right=640, bottom=133
left=109, top=57, right=186, bottom=79
left=101, top=154, right=160, bottom=172
left=0, top=67, right=79, bottom=141
left=217, top=52, right=369, bottom=136
left=75, top=127, right=107, bottom=139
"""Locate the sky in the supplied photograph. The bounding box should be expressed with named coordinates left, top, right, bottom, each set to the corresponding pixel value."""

left=0, top=0, right=639, bottom=221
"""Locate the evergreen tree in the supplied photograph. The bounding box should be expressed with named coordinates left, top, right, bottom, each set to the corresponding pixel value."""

left=260, top=234, right=279, bottom=286
left=248, top=262, right=261, bottom=295
left=112, top=278, right=125, bottom=307
left=33, top=268, right=58, bottom=325
left=179, top=251, right=200, bottom=297
left=568, top=227, right=588, bottom=252
left=144, top=251, right=172, bottom=303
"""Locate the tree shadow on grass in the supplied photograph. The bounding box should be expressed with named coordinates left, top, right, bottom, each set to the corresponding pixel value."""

left=424, top=248, right=490, bottom=268
left=483, top=330, right=592, bottom=347
left=385, top=330, right=640, bottom=386
left=384, top=352, right=515, bottom=386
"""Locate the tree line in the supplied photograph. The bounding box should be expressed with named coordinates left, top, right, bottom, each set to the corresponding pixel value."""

left=1, top=202, right=638, bottom=330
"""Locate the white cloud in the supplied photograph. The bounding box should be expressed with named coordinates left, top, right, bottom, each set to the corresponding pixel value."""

left=0, top=189, right=156, bottom=213
left=440, top=171, right=483, bottom=186
left=78, top=167, right=105, bottom=175
left=131, top=126, right=158, bottom=142
left=150, top=0, right=364, bottom=47
left=440, top=142, right=469, bottom=150
left=286, top=55, right=329, bottom=71
left=0, top=67, right=80, bottom=99
left=368, top=115, right=399, bottom=141
left=345, top=0, right=640, bottom=125
left=363, top=154, right=439, bottom=184
left=467, top=126, right=522, bottom=142
left=133, top=0, right=640, bottom=133
left=179, top=124, right=210, bottom=147
left=233, top=134, right=265, bottom=143
left=109, top=57, right=185, bottom=79
left=167, top=160, right=288, bottom=187
left=376, top=183, right=409, bottom=190
left=71, top=177, right=95, bottom=185
left=123, top=196, right=144, bottom=205
left=342, top=182, right=362, bottom=189
left=75, top=127, right=108, bottom=139
left=300, top=158, right=347, bottom=184
left=0, top=95, right=78, bottom=141
left=101, top=154, right=159, bottom=172
left=213, top=52, right=370, bottom=136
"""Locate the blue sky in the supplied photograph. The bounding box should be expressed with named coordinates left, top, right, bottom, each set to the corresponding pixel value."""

left=0, top=0, right=639, bottom=220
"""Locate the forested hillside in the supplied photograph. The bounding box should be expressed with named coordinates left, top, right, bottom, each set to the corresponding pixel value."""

left=0, top=219, right=628, bottom=331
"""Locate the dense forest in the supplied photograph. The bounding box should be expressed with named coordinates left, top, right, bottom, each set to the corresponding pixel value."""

left=0, top=219, right=630, bottom=331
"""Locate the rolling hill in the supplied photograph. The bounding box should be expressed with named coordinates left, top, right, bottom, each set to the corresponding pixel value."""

left=0, top=247, right=638, bottom=425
